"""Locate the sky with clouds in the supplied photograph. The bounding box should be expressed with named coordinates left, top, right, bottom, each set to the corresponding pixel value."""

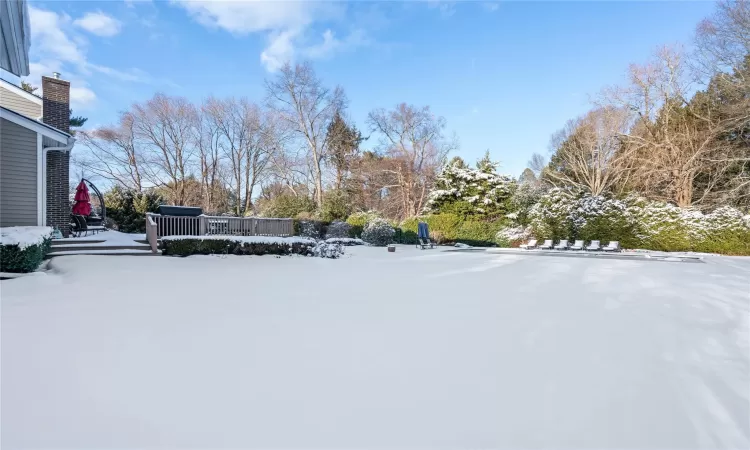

left=2, top=0, right=717, bottom=177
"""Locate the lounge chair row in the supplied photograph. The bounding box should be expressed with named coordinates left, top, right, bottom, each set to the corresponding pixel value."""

left=520, top=239, right=621, bottom=252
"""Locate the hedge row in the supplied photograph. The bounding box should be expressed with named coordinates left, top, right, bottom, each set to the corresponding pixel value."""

left=1, top=237, right=52, bottom=273
left=162, top=237, right=318, bottom=257
left=526, top=190, right=750, bottom=255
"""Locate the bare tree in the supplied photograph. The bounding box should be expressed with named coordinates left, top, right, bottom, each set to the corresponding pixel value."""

left=131, top=94, right=198, bottom=205
left=266, top=62, right=344, bottom=207
left=194, top=104, right=223, bottom=212
left=528, top=153, right=547, bottom=177
left=604, top=46, right=749, bottom=207
left=367, top=103, right=455, bottom=218
left=77, top=112, right=144, bottom=191
left=545, top=106, right=634, bottom=196
left=694, top=0, right=750, bottom=78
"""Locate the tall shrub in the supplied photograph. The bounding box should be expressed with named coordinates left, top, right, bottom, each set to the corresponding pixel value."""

left=105, top=186, right=162, bottom=233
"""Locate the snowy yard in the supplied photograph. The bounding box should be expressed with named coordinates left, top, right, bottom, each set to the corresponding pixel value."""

left=2, top=246, right=749, bottom=448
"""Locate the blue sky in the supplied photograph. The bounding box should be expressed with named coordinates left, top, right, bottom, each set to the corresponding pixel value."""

left=5, top=0, right=717, bottom=177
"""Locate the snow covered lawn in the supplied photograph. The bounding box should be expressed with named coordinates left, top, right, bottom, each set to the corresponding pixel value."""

left=2, top=247, right=749, bottom=448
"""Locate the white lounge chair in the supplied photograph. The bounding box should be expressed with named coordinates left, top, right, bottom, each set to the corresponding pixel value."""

left=520, top=239, right=537, bottom=250
left=570, top=240, right=585, bottom=250
left=539, top=239, right=554, bottom=250
left=554, top=239, right=569, bottom=250
left=603, top=241, right=621, bottom=252
left=586, top=240, right=601, bottom=251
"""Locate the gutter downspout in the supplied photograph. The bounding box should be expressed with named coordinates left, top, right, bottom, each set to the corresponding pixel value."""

left=41, top=137, right=76, bottom=226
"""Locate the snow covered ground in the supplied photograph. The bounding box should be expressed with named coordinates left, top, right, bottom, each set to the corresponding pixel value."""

left=54, top=230, right=146, bottom=245
left=2, top=246, right=749, bottom=448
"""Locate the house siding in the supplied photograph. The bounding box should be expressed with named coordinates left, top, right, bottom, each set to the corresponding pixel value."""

left=0, top=85, right=41, bottom=119
left=0, top=118, right=38, bottom=227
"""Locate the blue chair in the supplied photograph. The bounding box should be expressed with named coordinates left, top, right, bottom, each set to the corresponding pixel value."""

left=417, top=222, right=435, bottom=249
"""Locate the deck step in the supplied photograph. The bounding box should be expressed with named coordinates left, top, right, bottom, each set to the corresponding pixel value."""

left=51, top=239, right=106, bottom=246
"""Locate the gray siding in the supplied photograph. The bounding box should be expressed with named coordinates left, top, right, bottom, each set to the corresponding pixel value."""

left=0, top=85, right=42, bottom=119
left=1, top=118, right=38, bottom=227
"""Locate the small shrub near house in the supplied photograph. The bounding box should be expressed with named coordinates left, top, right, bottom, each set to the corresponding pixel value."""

left=1, top=227, right=53, bottom=273
left=361, top=218, right=395, bottom=246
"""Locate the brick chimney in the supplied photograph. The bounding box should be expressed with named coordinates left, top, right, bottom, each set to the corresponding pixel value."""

left=42, top=73, right=71, bottom=134
left=42, top=73, right=72, bottom=236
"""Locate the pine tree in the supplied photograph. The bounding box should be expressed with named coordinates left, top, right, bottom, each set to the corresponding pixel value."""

left=325, top=111, right=364, bottom=190
left=20, top=81, right=37, bottom=93
left=425, top=155, right=516, bottom=219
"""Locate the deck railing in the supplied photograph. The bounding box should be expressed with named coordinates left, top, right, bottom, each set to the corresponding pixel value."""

left=145, top=214, right=294, bottom=252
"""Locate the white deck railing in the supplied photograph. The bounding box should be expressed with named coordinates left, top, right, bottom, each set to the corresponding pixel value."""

left=145, top=214, right=294, bottom=253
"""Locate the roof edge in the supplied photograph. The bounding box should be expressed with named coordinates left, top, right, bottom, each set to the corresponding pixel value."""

left=0, top=106, right=71, bottom=143
left=0, top=78, right=43, bottom=105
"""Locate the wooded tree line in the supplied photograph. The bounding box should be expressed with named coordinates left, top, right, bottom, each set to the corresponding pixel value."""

left=77, top=63, right=454, bottom=220
left=535, top=0, right=749, bottom=210
left=80, top=1, right=747, bottom=223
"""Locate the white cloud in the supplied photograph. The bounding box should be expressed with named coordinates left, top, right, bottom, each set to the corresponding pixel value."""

left=482, top=2, right=500, bottom=12
left=171, top=0, right=365, bottom=71
left=70, top=86, right=98, bottom=109
left=260, top=29, right=300, bottom=72
left=29, top=8, right=86, bottom=65
left=124, top=0, right=153, bottom=8
left=26, top=6, right=155, bottom=111
left=73, top=11, right=123, bottom=37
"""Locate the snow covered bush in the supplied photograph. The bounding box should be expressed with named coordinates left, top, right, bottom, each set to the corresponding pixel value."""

left=361, top=218, right=395, bottom=246
left=574, top=195, right=639, bottom=248
left=346, top=211, right=381, bottom=238
left=297, top=220, right=326, bottom=239
left=692, top=207, right=750, bottom=255
left=627, top=200, right=693, bottom=252
left=495, top=226, right=532, bottom=248
left=312, top=241, right=345, bottom=258
left=528, top=188, right=578, bottom=239
left=161, top=236, right=317, bottom=257
left=509, top=182, right=543, bottom=226
left=325, top=237, right=364, bottom=246
left=325, top=221, right=351, bottom=239
left=425, top=157, right=516, bottom=220
left=1, top=226, right=53, bottom=273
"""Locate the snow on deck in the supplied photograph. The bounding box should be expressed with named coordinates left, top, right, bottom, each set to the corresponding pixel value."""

left=53, top=230, right=146, bottom=245
left=2, top=246, right=749, bottom=448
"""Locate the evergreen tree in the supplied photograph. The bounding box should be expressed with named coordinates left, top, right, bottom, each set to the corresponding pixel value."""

left=519, top=168, right=537, bottom=185
left=20, top=81, right=37, bottom=93
left=325, top=111, right=364, bottom=190
left=425, top=156, right=516, bottom=219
